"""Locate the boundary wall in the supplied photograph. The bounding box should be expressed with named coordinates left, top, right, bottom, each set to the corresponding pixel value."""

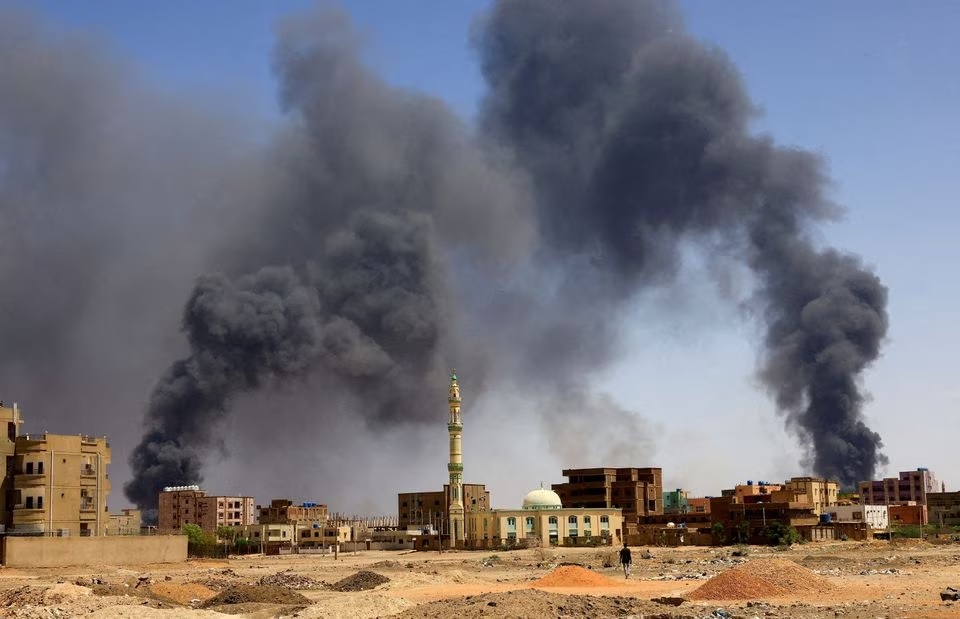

left=2, top=535, right=186, bottom=567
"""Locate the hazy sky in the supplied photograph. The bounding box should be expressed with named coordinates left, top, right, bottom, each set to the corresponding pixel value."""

left=4, top=1, right=957, bottom=509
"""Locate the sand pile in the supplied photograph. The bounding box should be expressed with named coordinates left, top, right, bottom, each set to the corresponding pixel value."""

left=330, top=570, right=391, bottom=592
left=257, top=570, right=324, bottom=589
left=200, top=584, right=311, bottom=607
left=532, top=565, right=617, bottom=588
left=688, top=557, right=836, bottom=600
left=149, top=582, right=217, bottom=605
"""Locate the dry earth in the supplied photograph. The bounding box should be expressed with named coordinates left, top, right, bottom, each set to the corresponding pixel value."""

left=0, top=539, right=957, bottom=618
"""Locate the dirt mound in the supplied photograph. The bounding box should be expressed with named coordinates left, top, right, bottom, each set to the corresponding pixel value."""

left=200, top=584, right=311, bottom=607
left=532, top=565, right=618, bottom=587
left=149, top=582, right=217, bottom=605
left=329, top=570, right=391, bottom=592
left=0, top=586, right=47, bottom=609
left=688, top=557, right=837, bottom=600
left=369, top=559, right=403, bottom=569
left=257, top=570, right=324, bottom=589
left=187, top=577, right=235, bottom=591
left=392, top=589, right=695, bottom=619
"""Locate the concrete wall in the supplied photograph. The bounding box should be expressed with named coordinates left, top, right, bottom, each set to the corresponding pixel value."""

left=2, top=535, right=186, bottom=567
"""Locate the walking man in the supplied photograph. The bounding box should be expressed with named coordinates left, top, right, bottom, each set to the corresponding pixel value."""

left=619, top=542, right=632, bottom=579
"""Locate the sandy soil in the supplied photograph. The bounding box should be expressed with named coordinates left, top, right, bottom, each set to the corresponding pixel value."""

left=0, top=539, right=956, bottom=618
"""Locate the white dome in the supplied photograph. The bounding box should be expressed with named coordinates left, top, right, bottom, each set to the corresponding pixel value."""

left=522, top=487, right=563, bottom=510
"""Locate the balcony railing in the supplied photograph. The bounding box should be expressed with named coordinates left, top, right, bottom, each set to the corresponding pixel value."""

left=81, top=465, right=96, bottom=476
left=80, top=500, right=95, bottom=512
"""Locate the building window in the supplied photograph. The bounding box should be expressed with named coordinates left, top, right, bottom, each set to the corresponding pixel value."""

left=548, top=516, right=558, bottom=525
left=507, top=517, right=516, bottom=526
left=568, top=515, right=577, bottom=524
left=25, top=496, right=33, bottom=509
left=583, top=516, right=591, bottom=525
left=525, top=517, right=535, bottom=529
left=25, top=462, right=33, bottom=475
left=37, top=462, right=43, bottom=474
left=600, top=516, right=609, bottom=524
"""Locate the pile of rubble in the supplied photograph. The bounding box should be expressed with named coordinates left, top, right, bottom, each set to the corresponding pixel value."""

left=256, top=570, right=325, bottom=590
left=329, top=571, right=391, bottom=592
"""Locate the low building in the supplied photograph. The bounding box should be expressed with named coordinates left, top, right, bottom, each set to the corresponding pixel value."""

left=774, top=477, right=839, bottom=515
left=927, top=492, right=960, bottom=527
left=859, top=468, right=938, bottom=506
left=158, top=487, right=255, bottom=534
left=259, top=499, right=328, bottom=527
left=465, top=486, right=623, bottom=549
left=687, top=497, right=711, bottom=514
left=663, top=489, right=689, bottom=514
left=709, top=495, right=820, bottom=544
left=889, top=503, right=927, bottom=526
left=107, top=509, right=142, bottom=535
left=825, top=504, right=889, bottom=530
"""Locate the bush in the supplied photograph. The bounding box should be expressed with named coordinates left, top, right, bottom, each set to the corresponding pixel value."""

left=764, top=523, right=803, bottom=546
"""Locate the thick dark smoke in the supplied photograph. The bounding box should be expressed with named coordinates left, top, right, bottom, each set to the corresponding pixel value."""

left=475, top=0, right=888, bottom=486
left=0, top=1, right=888, bottom=512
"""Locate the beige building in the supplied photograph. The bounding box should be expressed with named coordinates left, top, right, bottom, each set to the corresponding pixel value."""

left=466, top=486, right=623, bottom=549
left=107, top=508, right=142, bottom=535
left=774, top=477, right=839, bottom=515
left=0, top=402, right=24, bottom=530
left=12, top=432, right=111, bottom=537
left=259, top=499, right=327, bottom=527
left=158, top=486, right=255, bottom=533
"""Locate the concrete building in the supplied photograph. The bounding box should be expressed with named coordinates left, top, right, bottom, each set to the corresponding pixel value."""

left=663, top=489, right=689, bottom=514
left=398, top=484, right=490, bottom=534
left=158, top=486, right=255, bottom=534
left=774, top=477, right=839, bottom=515
left=927, top=492, right=960, bottom=527
left=687, top=497, right=711, bottom=514
left=825, top=504, right=889, bottom=530
left=723, top=481, right=782, bottom=500
left=552, top=467, right=662, bottom=535
left=859, top=468, right=938, bottom=506
left=0, top=402, right=23, bottom=530
left=12, top=432, right=111, bottom=537
left=107, top=509, right=142, bottom=535
left=889, top=503, right=927, bottom=526
left=465, top=486, right=623, bottom=549
left=709, top=495, right=820, bottom=544
left=259, top=499, right=328, bottom=527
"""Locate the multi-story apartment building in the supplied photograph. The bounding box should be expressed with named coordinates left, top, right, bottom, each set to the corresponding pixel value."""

left=552, top=467, right=663, bottom=535
left=158, top=486, right=255, bottom=533
left=774, top=477, right=839, bottom=515
left=859, top=468, right=938, bottom=506
left=11, top=432, right=111, bottom=536
left=0, top=402, right=23, bottom=530
left=927, top=492, right=960, bottom=527
left=663, top=489, right=689, bottom=514
left=107, top=508, right=142, bottom=535
left=825, top=504, right=889, bottom=530
left=259, top=499, right=328, bottom=526
left=398, top=483, right=490, bottom=532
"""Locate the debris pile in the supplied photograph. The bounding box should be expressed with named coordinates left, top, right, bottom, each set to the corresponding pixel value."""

left=688, top=558, right=836, bottom=600
left=532, top=565, right=617, bottom=588
left=148, top=582, right=216, bottom=605
left=200, top=584, right=311, bottom=607
left=256, top=570, right=324, bottom=590
left=329, top=571, right=391, bottom=592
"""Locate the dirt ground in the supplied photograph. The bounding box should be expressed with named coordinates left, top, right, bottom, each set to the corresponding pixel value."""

left=0, top=539, right=957, bottom=618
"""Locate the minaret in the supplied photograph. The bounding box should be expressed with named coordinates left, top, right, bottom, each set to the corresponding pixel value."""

left=447, top=369, right=465, bottom=549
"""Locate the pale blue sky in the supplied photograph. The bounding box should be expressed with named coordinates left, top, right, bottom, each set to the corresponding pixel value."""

left=5, top=1, right=957, bottom=503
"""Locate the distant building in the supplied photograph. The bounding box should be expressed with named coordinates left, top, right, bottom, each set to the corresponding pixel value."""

left=687, top=497, right=711, bottom=514
left=925, top=492, right=960, bottom=527
left=552, top=467, right=663, bottom=535
left=259, top=499, right=328, bottom=527
left=889, top=503, right=927, bottom=526
left=825, top=505, right=889, bottom=530
left=773, top=477, right=839, bottom=515
left=157, top=486, right=255, bottom=534
left=663, top=489, right=689, bottom=514
left=859, top=468, right=938, bottom=506
left=465, top=486, right=623, bottom=549
left=107, top=508, right=142, bottom=535
left=397, top=484, right=490, bottom=535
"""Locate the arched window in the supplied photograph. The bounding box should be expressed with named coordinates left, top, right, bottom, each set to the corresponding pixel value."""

left=525, top=517, right=535, bottom=527
left=600, top=515, right=609, bottom=524
left=583, top=516, right=591, bottom=524
left=507, top=517, right=516, bottom=526
left=548, top=516, right=558, bottom=525
left=568, top=515, right=577, bottom=524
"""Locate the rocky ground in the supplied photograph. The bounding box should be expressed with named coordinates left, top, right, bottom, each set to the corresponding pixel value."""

left=0, top=538, right=956, bottom=618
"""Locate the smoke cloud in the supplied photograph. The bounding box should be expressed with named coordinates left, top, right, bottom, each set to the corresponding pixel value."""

left=0, top=0, right=889, bottom=512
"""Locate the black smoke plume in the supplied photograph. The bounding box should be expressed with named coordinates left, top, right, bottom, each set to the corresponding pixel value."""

left=475, top=0, right=888, bottom=485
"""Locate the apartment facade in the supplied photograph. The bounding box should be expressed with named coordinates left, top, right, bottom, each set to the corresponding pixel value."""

left=107, top=508, right=142, bottom=535
left=158, top=486, right=255, bottom=533
left=397, top=483, right=490, bottom=533
left=776, top=477, right=840, bottom=515
left=926, top=492, right=960, bottom=527
left=0, top=403, right=23, bottom=530
left=859, top=468, right=938, bottom=506
left=258, top=499, right=328, bottom=526
left=825, top=504, right=889, bottom=530
left=552, top=467, right=663, bottom=534
left=11, top=433, right=111, bottom=537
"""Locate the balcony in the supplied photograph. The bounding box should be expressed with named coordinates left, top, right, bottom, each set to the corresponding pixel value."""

left=81, top=465, right=97, bottom=477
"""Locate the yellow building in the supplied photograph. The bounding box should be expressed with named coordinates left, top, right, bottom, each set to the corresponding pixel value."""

left=466, top=486, right=624, bottom=549
left=0, top=402, right=24, bottom=530
left=107, top=508, right=142, bottom=535
left=775, top=476, right=840, bottom=515
left=12, top=432, right=111, bottom=536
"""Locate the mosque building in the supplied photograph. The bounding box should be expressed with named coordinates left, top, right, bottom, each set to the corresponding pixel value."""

left=444, top=371, right=624, bottom=549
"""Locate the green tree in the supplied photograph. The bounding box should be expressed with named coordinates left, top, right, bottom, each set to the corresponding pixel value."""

left=181, top=523, right=205, bottom=545
left=764, top=522, right=803, bottom=546
left=216, top=526, right=236, bottom=543
left=711, top=522, right=725, bottom=545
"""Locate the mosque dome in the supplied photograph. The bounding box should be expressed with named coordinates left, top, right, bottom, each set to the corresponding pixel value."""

left=522, top=486, right=563, bottom=510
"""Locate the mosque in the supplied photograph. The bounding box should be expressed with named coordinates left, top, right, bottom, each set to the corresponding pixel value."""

left=446, top=371, right=624, bottom=549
